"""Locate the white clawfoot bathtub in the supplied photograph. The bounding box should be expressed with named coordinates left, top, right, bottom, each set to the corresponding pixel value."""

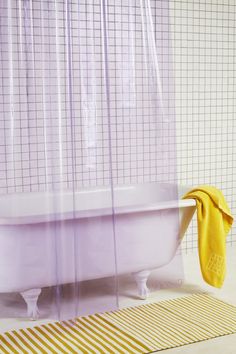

left=0, top=183, right=196, bottom=319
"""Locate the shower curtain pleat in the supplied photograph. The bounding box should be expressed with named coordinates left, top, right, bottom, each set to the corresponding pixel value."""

left=0, top=0, right=183, bottom=322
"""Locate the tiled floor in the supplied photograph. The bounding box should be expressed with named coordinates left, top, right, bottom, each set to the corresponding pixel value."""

left=0, top=244, right=235, bottom=353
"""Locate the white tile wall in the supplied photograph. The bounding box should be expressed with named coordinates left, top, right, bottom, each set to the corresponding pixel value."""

left=0, top=0, right=235, bottom=250
left=170, top=0, right=236, bottom=249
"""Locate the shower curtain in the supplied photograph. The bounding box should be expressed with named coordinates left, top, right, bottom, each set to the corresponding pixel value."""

left=0, top=0, right=182, bottom=321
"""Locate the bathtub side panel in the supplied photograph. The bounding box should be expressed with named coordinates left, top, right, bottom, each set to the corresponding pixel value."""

left=114, top=205, right=185, bottom=291
left=0, top=224, right=57, bottom=293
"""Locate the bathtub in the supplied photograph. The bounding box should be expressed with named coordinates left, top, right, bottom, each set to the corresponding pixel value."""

left=0, top=183, right=196, bottom=319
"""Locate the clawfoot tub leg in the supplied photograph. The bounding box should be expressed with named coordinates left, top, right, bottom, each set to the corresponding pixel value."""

left=20, top=288, right=41, bottom=320
left=132, top=270, right=150, bottom=299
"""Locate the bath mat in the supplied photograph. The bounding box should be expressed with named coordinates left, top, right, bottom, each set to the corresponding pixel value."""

left=1, top=294, right=236, bottom=353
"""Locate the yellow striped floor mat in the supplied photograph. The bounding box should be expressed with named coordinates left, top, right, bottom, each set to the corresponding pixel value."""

left=1, top=293, right=236, bottom=353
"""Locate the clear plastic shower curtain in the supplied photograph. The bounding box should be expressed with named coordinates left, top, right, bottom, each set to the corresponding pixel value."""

left=0, top=0, right=183, bottom=321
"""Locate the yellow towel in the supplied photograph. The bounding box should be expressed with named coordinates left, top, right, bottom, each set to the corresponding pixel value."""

left=182, top=185, right=234, bottom=288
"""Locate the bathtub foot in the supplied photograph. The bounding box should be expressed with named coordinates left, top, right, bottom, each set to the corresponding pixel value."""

left=132, top=270, right=150, bottom=299
left=20, top=288, right=41, bottom=320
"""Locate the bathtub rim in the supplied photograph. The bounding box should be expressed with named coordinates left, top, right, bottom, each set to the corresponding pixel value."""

left=0, top=199, right=196, bottom=225
left=0, top=183, right=196, bottom=225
